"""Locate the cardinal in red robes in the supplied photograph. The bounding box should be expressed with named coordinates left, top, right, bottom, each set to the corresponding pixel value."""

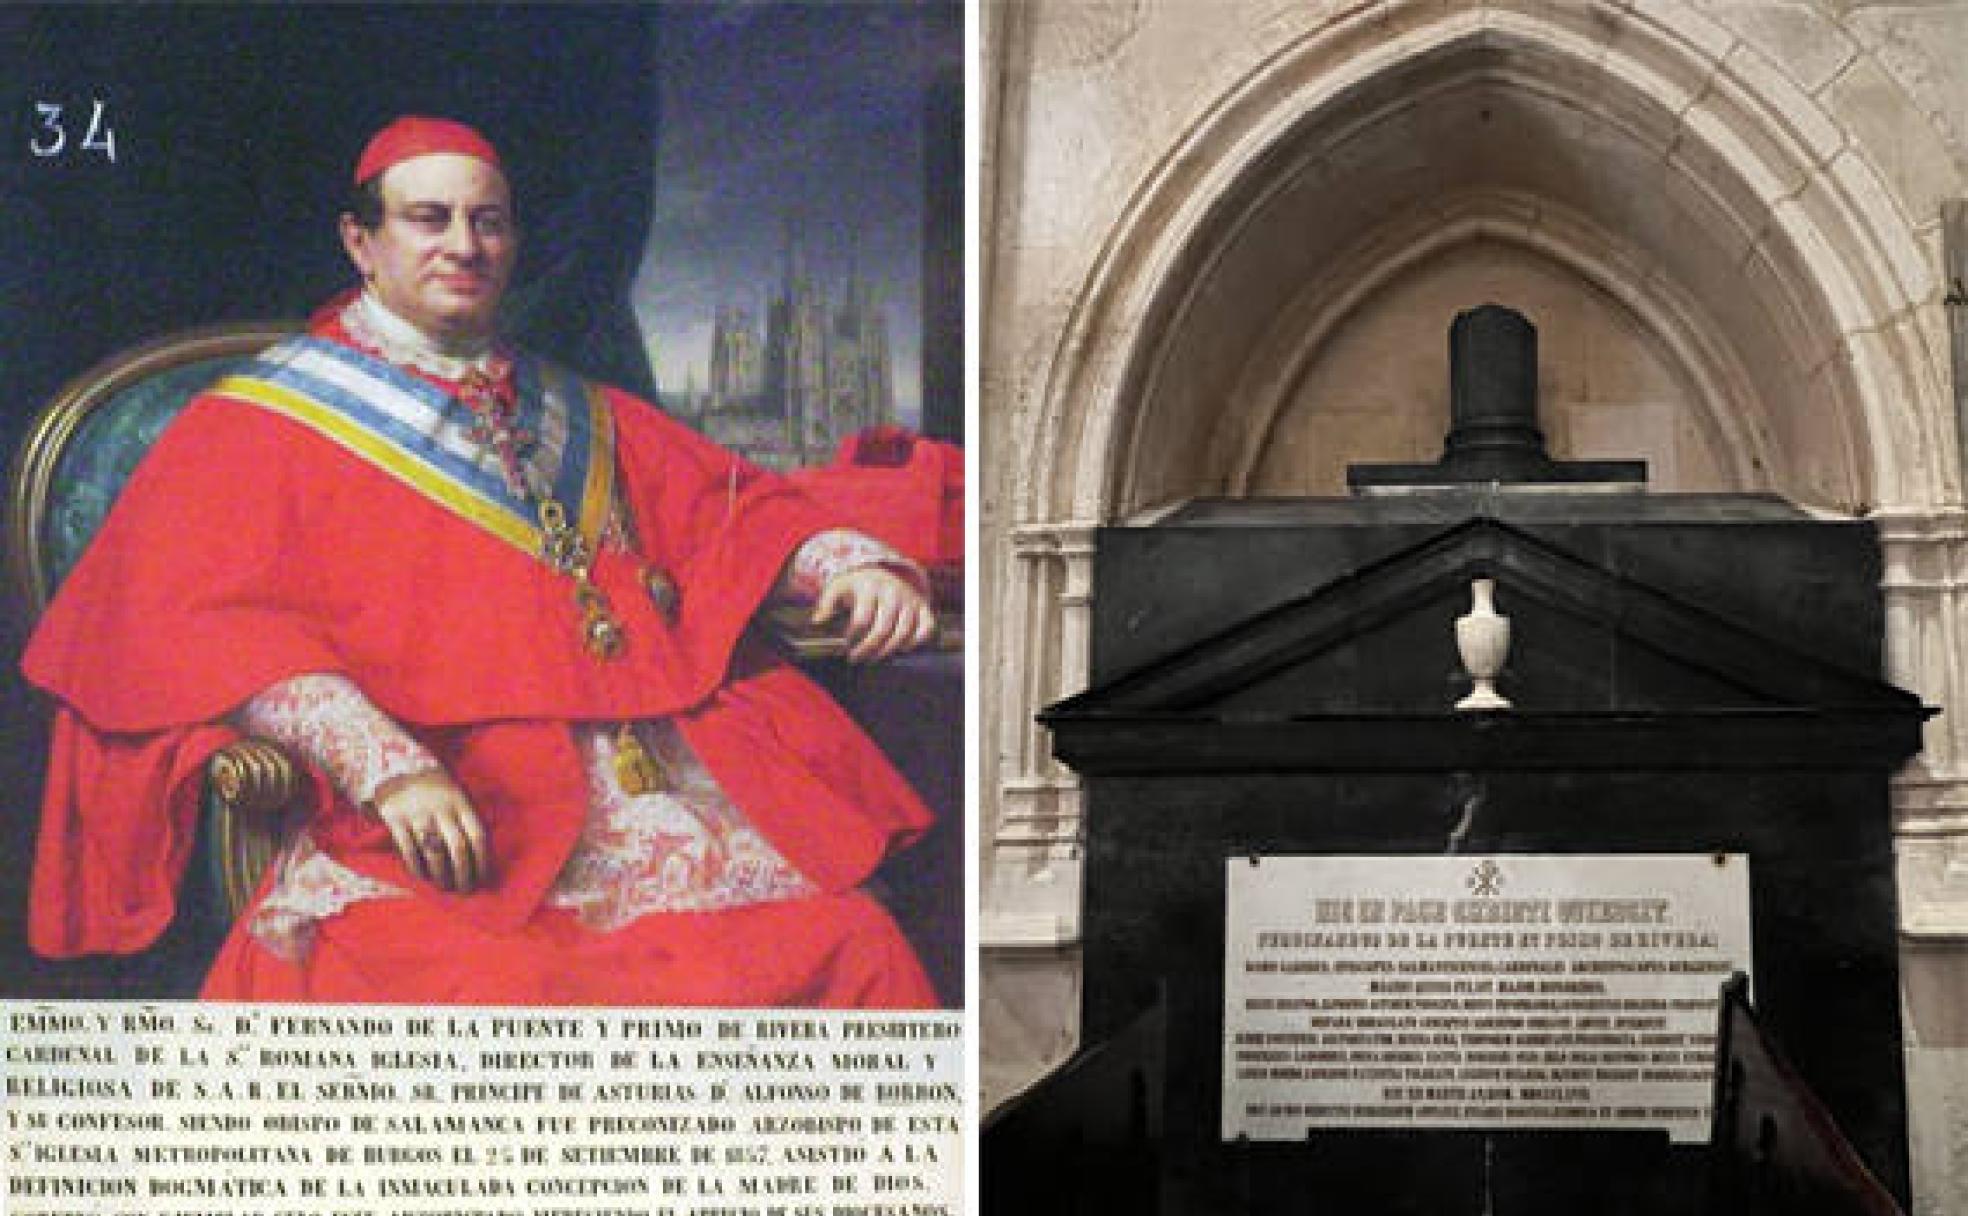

left=21, top=116, right=944, bottom=1007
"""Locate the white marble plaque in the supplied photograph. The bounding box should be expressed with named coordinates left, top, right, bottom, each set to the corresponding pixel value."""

left=1223, top=854, right=1751, bottom=1144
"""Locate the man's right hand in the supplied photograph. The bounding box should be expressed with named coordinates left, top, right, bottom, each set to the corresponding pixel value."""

left=370, top=769, right=490, bottom=893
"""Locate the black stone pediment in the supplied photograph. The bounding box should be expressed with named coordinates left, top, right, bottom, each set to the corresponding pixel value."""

left=1042, top=517, right=1928, bottom=774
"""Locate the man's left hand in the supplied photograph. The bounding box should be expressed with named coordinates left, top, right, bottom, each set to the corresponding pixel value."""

left=812, top=568, right=937, bottom=663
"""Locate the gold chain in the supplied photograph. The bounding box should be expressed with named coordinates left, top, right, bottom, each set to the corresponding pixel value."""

left=537, top=499, right=624, bottom=660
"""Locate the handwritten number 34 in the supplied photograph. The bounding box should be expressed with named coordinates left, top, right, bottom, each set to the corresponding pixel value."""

left=31, top=101, right=117, bottom=163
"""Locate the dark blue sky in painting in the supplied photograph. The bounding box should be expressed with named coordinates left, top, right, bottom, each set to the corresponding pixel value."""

left=633, top=2, right=956, bottom=425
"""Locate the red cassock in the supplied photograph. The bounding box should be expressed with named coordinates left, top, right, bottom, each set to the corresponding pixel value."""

left=21, top=321, right=937, bottom=1007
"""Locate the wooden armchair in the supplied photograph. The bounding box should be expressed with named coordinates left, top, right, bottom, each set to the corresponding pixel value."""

left=7, top=323, right=307, bottom=921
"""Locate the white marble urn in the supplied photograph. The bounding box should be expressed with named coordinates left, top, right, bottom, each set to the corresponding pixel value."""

left=1454, top=577, right=1512, bottom=711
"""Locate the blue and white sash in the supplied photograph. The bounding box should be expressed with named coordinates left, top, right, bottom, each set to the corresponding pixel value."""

left=208, top=336, right=616, bottom=558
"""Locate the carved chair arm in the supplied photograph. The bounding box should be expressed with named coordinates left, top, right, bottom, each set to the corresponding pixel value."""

left=205, top=738, right=305, bottom=921
left=209, top=738, right=302, bottom=815
left=763, top=605, right=965, bottom=660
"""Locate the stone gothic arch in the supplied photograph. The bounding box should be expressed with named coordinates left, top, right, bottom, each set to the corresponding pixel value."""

left=1214, top=188, right=1781, bottom=498
left=986, top=0, right=1964, bottom=1010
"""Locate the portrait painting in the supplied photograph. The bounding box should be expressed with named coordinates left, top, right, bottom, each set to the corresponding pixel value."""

left=0, top=2, right=964, bottom=1011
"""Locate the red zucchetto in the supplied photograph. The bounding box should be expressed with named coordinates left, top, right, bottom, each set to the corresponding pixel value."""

left=354, top=115, right=502, bottom=185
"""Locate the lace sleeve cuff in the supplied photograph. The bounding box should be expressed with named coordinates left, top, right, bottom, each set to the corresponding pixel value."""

left=781, top=528, right=928, bottom=600
left=231, top=673, right=440, bottom=807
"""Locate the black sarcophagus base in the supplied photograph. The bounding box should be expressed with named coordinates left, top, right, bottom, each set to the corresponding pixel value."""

left=1027, top=498, right=1925, bottom=1216
left=1710, top=974, right=1907, bottom=1215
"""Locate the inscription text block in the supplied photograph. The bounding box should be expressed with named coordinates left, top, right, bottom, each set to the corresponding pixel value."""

left=1223, top=854, right=1751, bottom=1144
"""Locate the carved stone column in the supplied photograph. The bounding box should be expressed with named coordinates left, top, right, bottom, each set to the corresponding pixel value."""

left=1878, top=508, right=1968, bottom=938
left=1879, top=505, right=1968, bottom=1216
left=984, top=521, right=1097, bottom=947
